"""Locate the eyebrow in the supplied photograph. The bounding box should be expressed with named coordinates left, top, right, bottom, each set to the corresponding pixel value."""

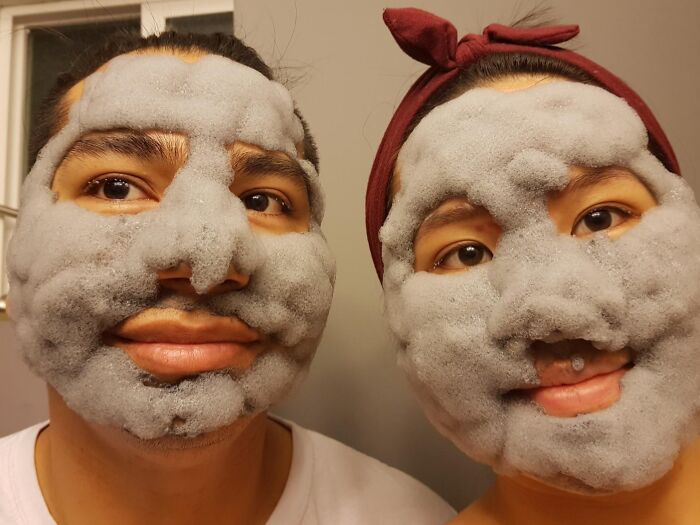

left=415, top=202, right=487, bottom=241
left=63, top=131, right=187, bottom=165
left=563, top=167, right=634, bottom=194
left=231, top=150, right=310, bottom=192
left=63, top=131, right=310, bottom=191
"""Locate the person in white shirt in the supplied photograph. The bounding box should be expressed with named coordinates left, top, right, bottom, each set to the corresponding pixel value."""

left=1, top=30, right=454, bottom=525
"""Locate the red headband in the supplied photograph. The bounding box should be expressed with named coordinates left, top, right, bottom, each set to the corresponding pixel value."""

left=366, top=7, right=680, bottom=279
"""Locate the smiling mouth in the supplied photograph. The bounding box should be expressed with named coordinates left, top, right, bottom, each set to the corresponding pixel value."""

left=106, top=308, right=262, bottom=382
left=512, top=339, right=635, bottom=418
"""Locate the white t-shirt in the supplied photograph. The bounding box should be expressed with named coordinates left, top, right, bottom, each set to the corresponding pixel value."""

left=0, top=420, right=455, bottom=524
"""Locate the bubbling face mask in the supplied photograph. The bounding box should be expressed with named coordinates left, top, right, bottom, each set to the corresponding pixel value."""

left=7, top=54, right=335, bottom=440
left=381, top=81, right=700, bottom=494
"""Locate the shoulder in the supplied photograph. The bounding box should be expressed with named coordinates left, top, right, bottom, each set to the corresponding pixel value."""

left=297, top=424, right=455, bottom=524
left=0, top=423, right=51, bottom=524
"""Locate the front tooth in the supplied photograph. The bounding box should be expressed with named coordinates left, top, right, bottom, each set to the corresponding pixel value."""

left=542, top=332, right=565, bottom=344
left=592, top=340, right=608, bottom=351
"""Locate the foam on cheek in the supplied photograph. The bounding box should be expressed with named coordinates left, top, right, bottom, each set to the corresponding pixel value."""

left=381, top=82, right=700, bottom=493
left=7, top=54, right=335, bottom=439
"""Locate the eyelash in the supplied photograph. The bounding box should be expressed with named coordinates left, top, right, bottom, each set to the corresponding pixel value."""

left=433, top=241, right=493, bottom=270
left=571, top=203, right=634, bottom=234
left=83, top=175, right=151, bottom=197
left=241, top=190, right=294, bottom=215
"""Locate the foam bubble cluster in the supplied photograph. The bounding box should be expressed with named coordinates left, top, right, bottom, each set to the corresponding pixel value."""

left=7, top=54, right=335, bottom=439
left=381, top=82, right=700, bottom=493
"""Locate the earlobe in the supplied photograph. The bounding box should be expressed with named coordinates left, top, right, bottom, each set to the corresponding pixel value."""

left=1, top=292, right=10, bottom=321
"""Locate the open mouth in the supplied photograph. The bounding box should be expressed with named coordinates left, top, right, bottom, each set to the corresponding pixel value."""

left=106, top=308, right=262, bottom=382
left=512, top=339, right=635, bottom=418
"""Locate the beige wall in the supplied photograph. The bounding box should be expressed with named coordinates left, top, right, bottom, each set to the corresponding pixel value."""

left=1, top=0, right=698, bottom=510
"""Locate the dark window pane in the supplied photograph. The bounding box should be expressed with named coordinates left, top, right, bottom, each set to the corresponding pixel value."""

left=165, top=12, right=233, bottom=35
left=26, top=18, right=141, bottom=171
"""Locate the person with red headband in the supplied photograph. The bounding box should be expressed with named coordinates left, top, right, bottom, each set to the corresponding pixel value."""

left=366, top=7, right=700, bottom=524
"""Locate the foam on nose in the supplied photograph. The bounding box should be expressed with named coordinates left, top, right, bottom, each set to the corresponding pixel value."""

left=487, top=229, right=627, bottom=348
left=134, top=138, right=263, bottom=293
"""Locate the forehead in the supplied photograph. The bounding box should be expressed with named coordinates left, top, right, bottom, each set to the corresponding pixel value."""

left=60, top=51, right=303, bottom=159
left=395, top=82, right=648, bottom=215
left=62, top=48, right=206, bottom=108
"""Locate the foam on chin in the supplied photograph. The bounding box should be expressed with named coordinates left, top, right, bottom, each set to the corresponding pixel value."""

left=7, top=54, right=335, bottom=439
left=382, top=82, right=700, bottom=493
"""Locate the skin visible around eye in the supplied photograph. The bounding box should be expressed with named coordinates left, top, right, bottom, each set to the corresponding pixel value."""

left=434, top=241, right=494, bottom=272
left=231, top=174, right=309, bottom=234
left=413, top=168, right=656, bottom=275
left=52, top=130, right=182, bottom=215
left=548, top=166, right=658, bottom=241
left=241, top=189, right=292, bottom=216
left=413, top=199, right=502, bottom=274
left=51, top=134, right=311, bottom=233
left=70, top=172, right=160, bottom=215
left=85, top=175, right=153, bottom=201
left=571, top=204, right=634, bottom=237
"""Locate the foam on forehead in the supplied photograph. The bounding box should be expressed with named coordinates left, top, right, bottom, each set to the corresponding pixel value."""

left=81, top=54, right=302, bottom=152
left=400, top=81, right=647, bottom=186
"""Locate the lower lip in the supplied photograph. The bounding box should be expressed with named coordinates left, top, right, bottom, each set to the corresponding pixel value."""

left=529, top=367, right=628, bottom=417
left=115, top=341, right=259, bottom=381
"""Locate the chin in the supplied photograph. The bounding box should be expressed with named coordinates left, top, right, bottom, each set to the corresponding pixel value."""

left=399, top=322, right=700, bottom=495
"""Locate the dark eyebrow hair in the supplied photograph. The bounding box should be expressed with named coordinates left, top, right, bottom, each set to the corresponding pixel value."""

left=563, top=167, right=637, bottom=194
left=231, top=150, right=310, bottom=192
left=62, top=130, right=188, bottom=165
left=415, top=202, right=490, bottom=242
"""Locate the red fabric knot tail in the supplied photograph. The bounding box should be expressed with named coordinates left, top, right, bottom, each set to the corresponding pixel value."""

left=484, top=23, right=580, bottom=46
left=383, top=7, right=458, bottom=69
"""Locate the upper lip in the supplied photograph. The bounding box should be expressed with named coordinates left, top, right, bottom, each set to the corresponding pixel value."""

left=110, top=308, right=260, bottom=344
left=525, top=339, right=633, bottom=388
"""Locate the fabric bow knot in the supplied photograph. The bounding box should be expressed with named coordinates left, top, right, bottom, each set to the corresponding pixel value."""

left=384, top=7, right=580, bottom=70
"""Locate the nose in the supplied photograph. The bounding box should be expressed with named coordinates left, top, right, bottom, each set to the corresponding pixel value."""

left=158, top=262, right=250, bottom=296
left=487, top=233, right=626, bottom=344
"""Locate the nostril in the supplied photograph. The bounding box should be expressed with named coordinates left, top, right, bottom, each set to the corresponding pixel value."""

left=206, top=277, right=248, bottom=295
left=158, top=277, right=198, bottom=296
left=156, top=263, right=249, bottom=296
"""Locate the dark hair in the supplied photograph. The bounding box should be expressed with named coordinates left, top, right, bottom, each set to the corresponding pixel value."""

left=30, top=31, right=319, bottom=170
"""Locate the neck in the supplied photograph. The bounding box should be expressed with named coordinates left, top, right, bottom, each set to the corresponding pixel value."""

left=463, top=439, right=700, bottom=525
left=36, top=387, right=291, bottom=525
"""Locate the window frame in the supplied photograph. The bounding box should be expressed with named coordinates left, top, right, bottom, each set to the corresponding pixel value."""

left=0, top=0, right=234, bottom=295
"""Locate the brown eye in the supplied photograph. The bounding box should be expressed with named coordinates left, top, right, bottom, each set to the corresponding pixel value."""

left=584, top=209, right=612, bottom=231
left=435, top=242, right=493, bottom=271
left=86, top=176, right=148, bottom=201
left=242, top=192, right=289, bottom=215
left=573, top=206, right=631, bottom=237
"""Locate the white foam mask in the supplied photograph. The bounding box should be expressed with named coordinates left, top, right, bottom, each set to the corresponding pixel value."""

left=7, top=54, right=335, bottom=439
left=381, top=82, right=700, bottom=493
